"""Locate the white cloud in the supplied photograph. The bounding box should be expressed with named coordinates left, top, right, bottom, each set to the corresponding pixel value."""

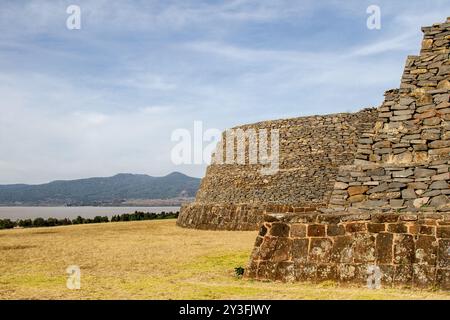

left=1, top=1, right=450, bottom=184
left=349, top=32, right=418, bottom=57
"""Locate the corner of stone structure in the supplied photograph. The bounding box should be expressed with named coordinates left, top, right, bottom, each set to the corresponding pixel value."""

left=176, top=18, right=450, bottom=289
left=244, top=17, right=450, bottom=289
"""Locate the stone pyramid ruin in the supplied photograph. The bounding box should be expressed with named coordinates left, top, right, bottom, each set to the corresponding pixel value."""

left=178, top=18, right=450, bottom=289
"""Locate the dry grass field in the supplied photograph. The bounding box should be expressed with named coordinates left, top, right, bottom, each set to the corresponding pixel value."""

left=0, top=219, right=449, bottom=300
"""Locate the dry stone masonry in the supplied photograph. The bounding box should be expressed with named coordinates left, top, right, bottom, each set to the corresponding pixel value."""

left=178, top=110, right=377, bottom=230
left=177, top=18, right=450, bottom=289
left=326, top=20, right=450, bottom=213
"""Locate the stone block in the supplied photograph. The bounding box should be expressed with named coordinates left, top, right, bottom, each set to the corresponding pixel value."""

left=270, top=223, right=290, bottom=237
left=294, top=262, right=317, bottom=282
left=291, top=239, right=309, bottom=263
left=367, top=223, right=386, bottom=233
left=387, top=223, right=408, bottom=233
left=431, top=172, right=450, bottom=181
left=394, top=264, right=413, bottom=286
left=393, top=234, right=415, bottom=265
left=353, top=233, right=376, bottom=263
left=436, top=269, right=450, bottom=290
left=309, top=238, right=333, bottom=263
left=317, top=264, right=338, bottom=282
left=307, top=224, right=326, bottom=237
left=376, top=233, right=393, bottom=264
left=327, top=224, right=346, bottom=236
left=430, top=195, right=449, bottom=208
left=331, top=235, right=354, bottom=263
left=275, top=261, right=295, bottom=282
left=437, top=226, right=450, bottom=238
left=256, top=261, right=276, bottom=280
left=414, top=168, right=436, bottom=178
left=393, top=169, right=414, bottom=178
left=290, top=224, right=306, bottom=238
left=437, top=239, right=450, bottom=268
left=348, top=186, right=369, bottom=196
left=413, top=265, right=436, bottom=288
left=415, top=235, right=438, bottom=265
left=402, top=189, right=417, bottom=199
left=345, top=222, right=367, bottom=233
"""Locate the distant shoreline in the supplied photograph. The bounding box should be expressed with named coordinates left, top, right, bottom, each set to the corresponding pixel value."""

left=0, top=206, right=181, bottom=220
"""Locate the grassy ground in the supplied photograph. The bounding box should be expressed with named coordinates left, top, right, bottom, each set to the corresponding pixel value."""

left=0, top=220, right=449, bottom=300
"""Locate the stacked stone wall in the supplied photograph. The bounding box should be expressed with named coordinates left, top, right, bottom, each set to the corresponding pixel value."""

left=178, top=110, right=378, bottom=230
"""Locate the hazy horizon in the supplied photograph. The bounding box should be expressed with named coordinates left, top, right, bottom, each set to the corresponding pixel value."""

left=2, top=1, right=450, bottom=184
left=0, top=171, right=203, bottom=186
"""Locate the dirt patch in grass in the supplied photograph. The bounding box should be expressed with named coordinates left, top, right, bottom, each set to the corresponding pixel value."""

left=29, top=230, right=59, bottom=235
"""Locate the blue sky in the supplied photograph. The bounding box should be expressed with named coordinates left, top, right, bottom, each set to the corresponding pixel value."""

left=0, top=0, right=450, bottom=184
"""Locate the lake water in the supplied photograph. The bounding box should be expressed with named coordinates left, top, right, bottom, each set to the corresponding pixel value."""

left=0, top=206, right=181, bottom=220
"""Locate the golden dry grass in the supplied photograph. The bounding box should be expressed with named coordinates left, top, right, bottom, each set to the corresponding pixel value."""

left=0, top=220, right=449, bottom=300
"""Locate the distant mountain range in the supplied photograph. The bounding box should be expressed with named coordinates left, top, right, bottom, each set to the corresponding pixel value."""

left=0, top=172, right=201, bottom=206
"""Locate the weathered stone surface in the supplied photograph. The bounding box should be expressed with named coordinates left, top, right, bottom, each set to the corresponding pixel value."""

left=393, top=169, right=414, bottom=178
left=309, top=238, right=333, bottom=263
left=291, top=239, right=309, bottom=263
left=316, top=264, right=338, bottom=282
left=413, top=265, right=436, bottom=288
left=290, top=224, right=306, bottom=238
left=437, top=239, right=450, bottom=268
left=275, top=261, right=295, bottom=282
left=413, top=197, right=430, bottom=208
left=415, top=235, right=437, bottom=265
left=414, top=168, right=436, bottom=178
left=307, top=224, right=326, bottom=237
left=394, top=265, right=413, bottom=286
left=431, top=172, right=450, bottom=181
left=402, top=189, right=417, bottom=199
left=345, top=222, right=367, bottom=233
left=429, top=140, right=450, bottom=149
left=430, top=180, right=448, bottom=189
left=430, top=195, right=449, bottom=208
left=334, top=182, right=349, bottom=190
left=436, top=269, right=450, bottom=291
left=353, top=233, right=376, bottom=263
left=330, top=235, right=353, bottom=263
left=270, top=223, right=290, bottom=237
left=367, top=183, right=389, bottom=194
left=294, top=263, right=317, bottom=282
left=348, top=195, right=366, bottom=203
left=388, top=223, right=408, bottom=233
left=376, top=232, right=393, bottom=264
left=368, top=223, right=386, bottom=233
left=327, top=224, right=346, bottom=236
left=437, top=226, right=450, bottom=238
